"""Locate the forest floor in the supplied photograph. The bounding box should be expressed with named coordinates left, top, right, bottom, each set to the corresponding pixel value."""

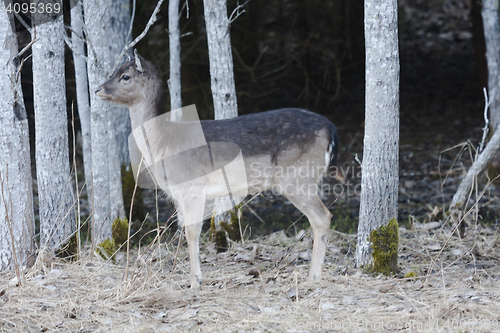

left=1, top=222, right=500, bottom=332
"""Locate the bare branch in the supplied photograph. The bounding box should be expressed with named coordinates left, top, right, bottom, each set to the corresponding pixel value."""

left=127, top=0, right=136, bottom=41
left=112, top=0, right=167, bottom=73
left=14, top=36, right=36, bottom=60
left=479, top=87, right=490, bottom=153
left=229, top=0, right=251, bottom=23
left=14, top=12, right=31, bottom=32
left=63, top=35, right=88, bottom=62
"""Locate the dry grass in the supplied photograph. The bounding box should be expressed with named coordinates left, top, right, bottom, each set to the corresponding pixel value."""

left=1, top=224, right=500, bottom=333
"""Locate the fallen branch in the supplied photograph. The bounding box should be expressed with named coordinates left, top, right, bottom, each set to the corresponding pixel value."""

left=450, top=127, right=500, bottom=229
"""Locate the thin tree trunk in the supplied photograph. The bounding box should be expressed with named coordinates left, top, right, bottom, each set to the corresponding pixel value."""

left=482, top=0, right=500, bottom=130
left=356, top=0, right=400, bottom=267
left=203, top=0, right=238, bottom=119
left=84, top=0, right=113, bottom=243
left=32, top=3, right=76, bottom=250
left=84, top=0, right=130, bottom=242
left=106, top=0, right=130, bottom=221
left=449, top=0, right=500, bottom=228
left=0, top=2, right=35, bottom=271
left=169, top=0, right=182, bottom=119
left=71, top=1, right=93, bottom=208
left=203, top=0, right=239, bottom=231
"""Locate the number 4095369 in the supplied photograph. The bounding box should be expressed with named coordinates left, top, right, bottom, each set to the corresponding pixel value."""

left=6, top=1, right=61, bottom=15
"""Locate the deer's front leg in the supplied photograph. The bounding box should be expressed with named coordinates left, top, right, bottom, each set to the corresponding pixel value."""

left=185, top=220, right=203, bottom=288
left=179, top=192, right=206, bottom=289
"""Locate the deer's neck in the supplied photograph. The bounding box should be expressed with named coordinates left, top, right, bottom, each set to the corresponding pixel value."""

left=129, top=97, right=166, bottom=130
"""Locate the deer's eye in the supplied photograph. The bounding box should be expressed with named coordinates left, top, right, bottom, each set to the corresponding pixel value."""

left=121, top=75, right=130, bottom=81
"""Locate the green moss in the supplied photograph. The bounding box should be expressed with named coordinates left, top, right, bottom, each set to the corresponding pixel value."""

left=220, top=204, right=242, bottom=241
left=404, top=271, right=417, bottom=279
left=215, top=230, right=228, bottom=253
left=211, top=204, right=242, bottom=252
left=56, top=234, right=79, bottom=259
left=112, top=218, right=129, bottom=247
left=96, top=238, right=117, bottom=261
left=369, top=218, right=399, bottom=275
left=121, top=163, right=146, bottom=222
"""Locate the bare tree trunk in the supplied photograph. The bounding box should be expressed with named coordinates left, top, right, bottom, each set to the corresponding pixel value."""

left=32, top=3, right=76, bottom=250
left=169, top=0, right=182, bottom=119
left=356, top=0, right=400, bottom=267
left=84, top=0, right=114, bottom=243
left=203, top=0, right=238, bottom=119
left=84, top=0, right=130, bottom=242
left=106, top=0, right=130, bottom=221
left=450, top=0, right=500, bottom=228
left=0, top=2, right=35, bottom=271
left=71, top=1, right=93, bottom=207
left=203, top=0, right=239, bottom=232
left=483, top=0, right=500, bottom=130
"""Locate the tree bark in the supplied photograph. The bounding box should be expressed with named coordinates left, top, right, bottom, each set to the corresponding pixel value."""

left=203, top=0, right=238, bottom=119
left=32, top=2, right=76, bottom=250
left=0, top=2, right=35, bottom=271
left=356, top=0, right=400, bottom=267
left=106, top=0, right=130, bottom=222
left=70, top=1, right=93, bottom=207
left=203, top=0, right=239, bottom=231
left=482, top=0, right=500, bottom=130
left=169, top=0, right=182, bottom=119
left=83, top=0, right=114, bottom=243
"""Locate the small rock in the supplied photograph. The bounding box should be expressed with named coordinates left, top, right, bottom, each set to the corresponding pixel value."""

left=248, top=268, right=260, bottom=278
left=404, top=180, right=416, bottom=189
left=321, top=301, right=335, bottom=310
left=427, top=243, right=442, bottom=251
left=299, top=251, right=311, bottom=260
left=234, top=253, right=251, bottom=262
left=286, top=287, right=297, bottom=298
left=451, top=249, right=462, bottom=256
left=329, top=245, right=341, bottom=254
left=295, top=229, right=306, bottom=240
left=176, top=309, right=198, bottom=321
left=415, top=222, right=441, bottom=231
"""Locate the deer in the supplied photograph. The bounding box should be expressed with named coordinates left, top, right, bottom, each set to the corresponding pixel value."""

left=95, top=53, right=340, bottom=289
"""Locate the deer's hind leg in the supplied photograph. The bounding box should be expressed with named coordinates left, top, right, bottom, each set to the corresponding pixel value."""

left=285, top=193, right=332, bottom=280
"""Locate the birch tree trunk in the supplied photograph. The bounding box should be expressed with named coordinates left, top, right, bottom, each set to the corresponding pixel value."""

left=0, top=2, right=35, bottom=271
left=106, top=0, right=130, bottom=222
left=203, top=0, right=239, bottom=232
left=32, top=2, right=76, bottom=250
left=83, top=0, right=113, bottom=243
left=84, top=0, right=130, bottom=242
left=483, top=0, right=500, bottom=130
left=203, top=0, right=238, bottom=119
left=70, top=1, right=93, bottom=207
left=169, top=0, right=182, bottom=119
left=356, top=0, right=400, bottom=267
left=449, top=0, right=500, bottom=230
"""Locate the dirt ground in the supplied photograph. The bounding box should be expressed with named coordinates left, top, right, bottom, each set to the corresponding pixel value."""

left=2, top=220, right=500, bottom=333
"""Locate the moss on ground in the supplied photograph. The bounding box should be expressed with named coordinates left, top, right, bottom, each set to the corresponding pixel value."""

left=369, top=218, right=399, bottom=275
left=96, top=238, right=117, bottom=262
left=112, top=218, right=129, bottom=247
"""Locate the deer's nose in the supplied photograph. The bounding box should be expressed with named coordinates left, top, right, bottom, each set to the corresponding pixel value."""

left=95, top=87, right=103, bottom=95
